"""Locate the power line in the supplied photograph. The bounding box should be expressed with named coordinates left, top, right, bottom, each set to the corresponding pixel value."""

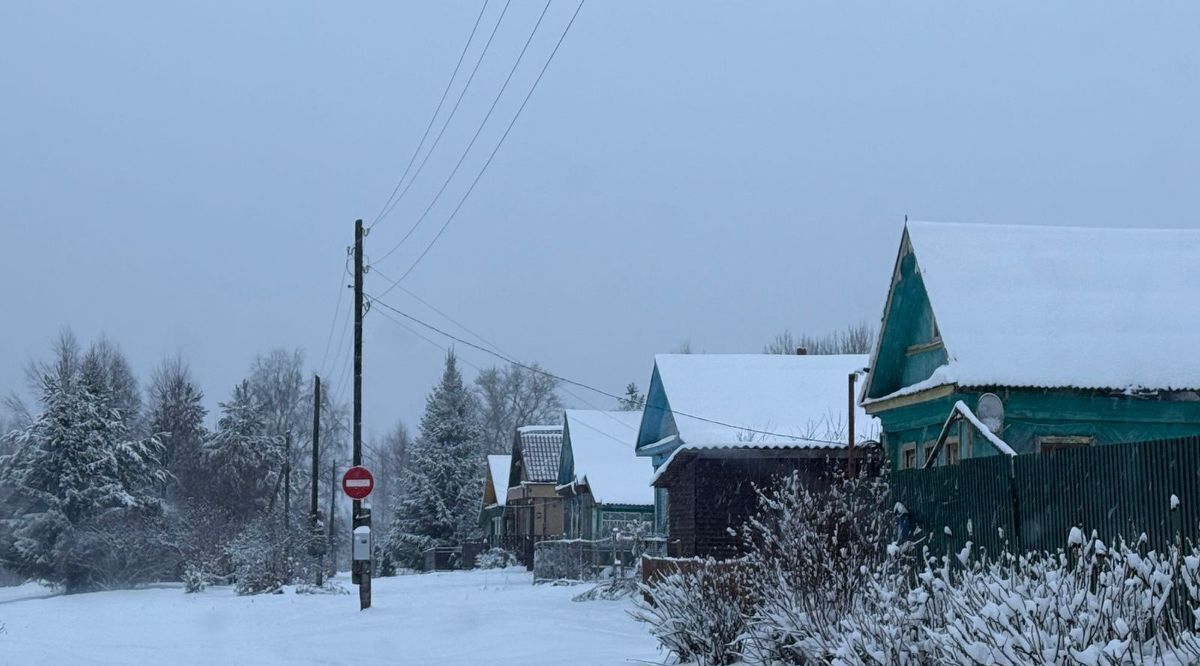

left=370, top=296, right=635, bottom=455
left=369, top=266, right=637, bottom=433
left=318, top=251, right=354, bottom=378
left=377, top=0, right=587, bottom=290
left=365, top=293, right=848, bottom=447
left=373, top=0, right=513, bottom=231
left=374, top=0, right=572, bottom=272
left=372, top=304, right=487, bottom=374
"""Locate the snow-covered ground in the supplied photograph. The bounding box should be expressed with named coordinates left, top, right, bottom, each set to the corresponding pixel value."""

left=0, top=569, right=661, bottom=665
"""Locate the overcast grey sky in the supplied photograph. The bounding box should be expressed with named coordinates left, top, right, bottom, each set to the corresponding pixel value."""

left=2, top=2, right=1198, bottom=437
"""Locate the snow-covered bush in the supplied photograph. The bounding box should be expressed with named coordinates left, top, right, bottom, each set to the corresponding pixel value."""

left=750, top=525, right=1200, bottom=665
left=634, top=560, right=755, bottom=666
left=739, top=471, right=895, bottom=665
left=295, top=580, right=349, bottom=595
left=477, top=547, right=520, bottom=570
left=225, top=518, right=293, bottom=595
left=182, top=564, right=207, bottom=593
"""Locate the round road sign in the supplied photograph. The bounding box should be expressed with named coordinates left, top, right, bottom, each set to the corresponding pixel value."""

left=342, top=466, right=375, bottom=500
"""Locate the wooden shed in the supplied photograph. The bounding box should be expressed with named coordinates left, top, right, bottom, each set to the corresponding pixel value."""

left=635, top=353, right=878, bottom=559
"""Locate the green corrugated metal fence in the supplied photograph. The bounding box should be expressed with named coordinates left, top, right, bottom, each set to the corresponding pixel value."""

left=893, top=436, right=1200, bottom=556
left=892, top=455, right=1015, bottom=557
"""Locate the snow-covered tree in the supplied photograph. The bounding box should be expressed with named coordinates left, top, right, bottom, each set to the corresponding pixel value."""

left=386, top=352, right=484, bottom=567
left=200, top=381, right=282, bottom=521
left=762, top=322, right=875, bottom=355
left=0, top=333, right=167, bottom=592
left=146, top=356, right=208, bottom=501
left=475, top=363, right=561, bottom=455
left=371, top=421, right=411, bottom=538
left=618, top=383, right=645, bottom=411
left=80, top=337, right=142, bottom=433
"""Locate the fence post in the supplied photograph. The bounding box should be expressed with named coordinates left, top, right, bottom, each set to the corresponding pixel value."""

left=1008, top=455, right=1022, bottom=554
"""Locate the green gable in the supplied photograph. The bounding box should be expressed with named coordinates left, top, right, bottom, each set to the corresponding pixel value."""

left=865, top=224, right=1200, bottom=471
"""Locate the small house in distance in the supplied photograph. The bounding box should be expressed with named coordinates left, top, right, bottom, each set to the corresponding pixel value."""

left=636, top=353, right=878, bottom=558
left=480, top=454, right=512, bottom=543
left=862, top=221, right=1200, bottom=470
left=506, top=425, right=566, bottom=541
left=556, top=409, right=654, bottom=539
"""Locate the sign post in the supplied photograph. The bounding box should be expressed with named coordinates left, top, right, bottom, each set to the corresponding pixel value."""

left=342, top=465, right=374, bottom=607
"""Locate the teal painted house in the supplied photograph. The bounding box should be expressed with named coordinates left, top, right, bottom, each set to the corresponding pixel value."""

left=556, top=409, right=654, bottom=539
left=479, top=454, right=512, bottom=540
left=863, top=221, right=1200, bottom=470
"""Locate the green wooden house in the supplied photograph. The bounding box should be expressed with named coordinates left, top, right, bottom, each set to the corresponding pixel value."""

left=862, top=221, right=1200, bottom=470
left=479, top=454, right=512, bottom=541
left=556, top=409, right=654, bottom=539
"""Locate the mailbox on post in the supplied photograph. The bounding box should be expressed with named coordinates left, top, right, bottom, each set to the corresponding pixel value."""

left=352, top=526, right=371, bottom=561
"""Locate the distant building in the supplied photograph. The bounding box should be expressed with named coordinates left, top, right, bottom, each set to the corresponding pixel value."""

left=479, top=454, right=512, bottom=542
left=862, top=221, right=1200, bottom=470
left=556, top=409, right=654, bottom=539
left=636, top=353, right=877, bottom=558
left=506, top=425, right=566, bottom=541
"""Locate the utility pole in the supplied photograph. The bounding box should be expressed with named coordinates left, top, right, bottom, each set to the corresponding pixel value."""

left=327, top=458, right=336, bottom=580
left=847, top=372, right=857, bottom=480
left=311, top=375, right=323, bottom=586
left=352, top=218, right=371, bottom=610
left=284, top=431, right=292, bottom=531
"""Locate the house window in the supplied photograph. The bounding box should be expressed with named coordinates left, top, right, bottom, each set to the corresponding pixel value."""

left=600, top=511, right=652, bottom=536
left=946, top=439, right=960, bottom=465
left=921, top=442, right=936, bottom=468
left=901, top=443, right=917, bottom=470
left=1038, top=436, right=1095, bottom=454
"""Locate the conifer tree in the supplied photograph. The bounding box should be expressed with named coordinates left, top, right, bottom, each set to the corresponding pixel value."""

left=200, top=381, right=282, bottom=521
left=0, top=334, right=166, bottom=591
left=147, top=357, right=208, bottom=501
left=386, top=352, right=484, bottom=566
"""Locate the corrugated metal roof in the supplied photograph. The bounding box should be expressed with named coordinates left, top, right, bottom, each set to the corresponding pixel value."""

left=893, top=221, right=1200, bottom=393
left=514, top=425, right=563, bottom=483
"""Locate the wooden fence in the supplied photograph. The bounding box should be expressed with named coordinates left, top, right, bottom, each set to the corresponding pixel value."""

left=893, top=435, right=1200, bottom=556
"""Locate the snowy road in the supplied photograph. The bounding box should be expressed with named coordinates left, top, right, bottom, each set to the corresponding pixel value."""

left=0, top=569, right=661, bottom=665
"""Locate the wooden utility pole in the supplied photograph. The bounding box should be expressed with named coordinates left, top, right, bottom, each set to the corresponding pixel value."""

left=311, top=375, right=323, bottom=586
left=847, top=372, right=857, bottom=479
left=284, top=431, right=292, bottom=530
left=352, top=218, right=371, bottom=610
left=327, top=458, right=336, bottom=579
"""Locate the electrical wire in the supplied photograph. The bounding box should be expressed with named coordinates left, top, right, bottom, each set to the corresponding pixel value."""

left=374, top=0, right=514, bottom=231
left=374, top=0, right=569, bottom=270
left=365, top=293, right=849, bottom=447
left=318, top=252, right=354, bottom=379
left=376, top=0, right=586, bottom=290
left=369, top=266, right=638, bottom=433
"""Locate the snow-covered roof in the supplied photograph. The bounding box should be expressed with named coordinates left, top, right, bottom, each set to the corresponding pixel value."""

left=651, top=353, right=877, bottom=448
left=563, top=410, right=653, bottom=506
left=903, top=221, right=1200, bottom=393
left=512, top=425, right=563, bottom=483
left=486, top=454, right=512, bottom=505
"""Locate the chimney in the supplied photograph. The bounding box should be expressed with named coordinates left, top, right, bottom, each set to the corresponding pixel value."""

left=795, top=347, right=808, bottom=356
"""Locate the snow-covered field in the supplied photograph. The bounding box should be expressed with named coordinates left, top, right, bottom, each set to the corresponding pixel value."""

left=0, top=569, right=661, bottom=665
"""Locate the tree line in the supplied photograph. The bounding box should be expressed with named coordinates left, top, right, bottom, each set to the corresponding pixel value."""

left=0, top=321, right=869, bottom=591
left=0, top=331, right=571, bottom=592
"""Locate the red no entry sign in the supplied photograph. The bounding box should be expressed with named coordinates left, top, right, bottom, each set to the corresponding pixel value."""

left=342, top=466, right=375, bottom=500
